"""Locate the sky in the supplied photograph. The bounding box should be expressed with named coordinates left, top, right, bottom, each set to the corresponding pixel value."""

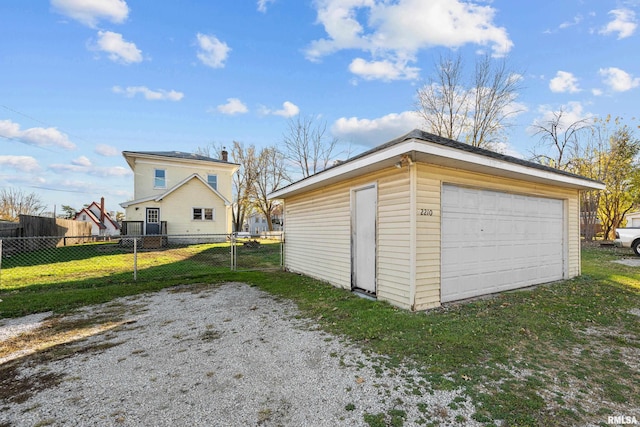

left=1, top=0, right=639, bottom=215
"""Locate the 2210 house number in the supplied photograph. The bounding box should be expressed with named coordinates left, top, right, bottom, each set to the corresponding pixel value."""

left=420, top=209, right=433, bottom=216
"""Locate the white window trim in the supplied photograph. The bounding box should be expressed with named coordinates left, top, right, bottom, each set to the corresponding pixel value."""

left=207, top=174, right=218, bottom=190
left=192, top=207, right=215, bottom=221
left=154, top=168, right=167, bottom=189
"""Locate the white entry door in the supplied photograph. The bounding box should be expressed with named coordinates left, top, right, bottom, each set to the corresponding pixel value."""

left=441, top=185, right=565, bottom=302
left=352, top=185, right=377, bottom=294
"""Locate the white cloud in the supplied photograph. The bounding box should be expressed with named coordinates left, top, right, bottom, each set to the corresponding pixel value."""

left=95, top=144, right=119, bottom=156
left=332, top=111, right=422, bottom=147
left=51, top=0, right=129, bottom=28
left=257, top=0, right=275, bottom=13
left=112, top=86, right=184, bottom=101
left=92, top=166, right=131, bottom=177
left=196, top=33, right=231, bottom=68
left=528, top=102, right=593, bottom=135
left=305, top=0, right=513, bottom=81
left=599, top=67, right=640, bottom=92
left=260, top=101, right=300, bottom=118
left=93, top=31, right=142, bottom=64
left=549, top=71, right=581, bottom=93
left=559, top=14, right=583, bottom=30
left=50, top=162, right=131, bottom=177
left=349, top=57, right=419, bottom=81
left=600, top=8, right=637, bottom=39
left=592, top=88, right=604, bottom=96
left=0, top=119, right=76, bottom=150
left=0, top=155, right=41, bottom=173
left=217, top=98, right=248, bottom=115
left=71, top=156, right=92, bottom=167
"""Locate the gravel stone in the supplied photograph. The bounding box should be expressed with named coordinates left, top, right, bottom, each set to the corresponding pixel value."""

left=0, top=282, right=478, bottom=426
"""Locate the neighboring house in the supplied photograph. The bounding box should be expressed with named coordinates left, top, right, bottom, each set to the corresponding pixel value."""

left=74, top=198, right=120, bottom=236
left=119, top=150, right=239, bottom=237
left=244, top=206, right=283, bottom=235
left=269, top=129, right=605, bottom=311
left=624, top=211, right=640, bottom=227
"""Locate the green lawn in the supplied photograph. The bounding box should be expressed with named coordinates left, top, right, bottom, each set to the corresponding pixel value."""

left=1, top=243, right=639, bottom=426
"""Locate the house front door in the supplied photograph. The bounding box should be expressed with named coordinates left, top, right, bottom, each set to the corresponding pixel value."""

left=145, top=208, right=160, bottom=235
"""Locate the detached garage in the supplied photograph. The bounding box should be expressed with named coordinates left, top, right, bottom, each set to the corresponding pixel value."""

left=269, top=130, right=604, bottom=311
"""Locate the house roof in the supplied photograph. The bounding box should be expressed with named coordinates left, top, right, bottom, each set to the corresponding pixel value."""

left=122, top=150, right=240, bottom=170
left=269, top=129, right=605, bottom=199
left=75, top=208, right=105, bottom=229
left=74, top=203, right=120, bottom=230
left=120, top=173, right=231, bottom=208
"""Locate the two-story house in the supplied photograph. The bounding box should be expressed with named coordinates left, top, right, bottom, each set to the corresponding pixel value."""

left=244, top=205, right=284, bottom=235
left=119, top=150, right=239, bottom=237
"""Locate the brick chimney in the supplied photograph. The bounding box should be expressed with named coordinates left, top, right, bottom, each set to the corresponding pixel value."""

left=221, top=147, right=228, bottom=162
left=100, top=197, right=105, bottom=224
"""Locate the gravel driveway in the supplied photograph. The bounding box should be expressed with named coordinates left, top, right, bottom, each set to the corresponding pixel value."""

left=0, top=282, right=477, bottom=426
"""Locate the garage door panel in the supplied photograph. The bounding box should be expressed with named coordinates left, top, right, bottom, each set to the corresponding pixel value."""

left=441, top=185, right=565, bottom=303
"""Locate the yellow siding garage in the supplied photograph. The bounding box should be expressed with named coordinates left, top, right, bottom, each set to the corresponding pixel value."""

left=270, top=130, right=604, bottom=311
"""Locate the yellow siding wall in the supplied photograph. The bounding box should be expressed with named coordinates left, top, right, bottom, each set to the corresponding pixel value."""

left=284, top=167, right=412, bottom=309
left=132, top=160, right=233, bottom=202
left=124, top=180, right=230, bottom=234
left=160, top=179, right=230, bottom=234
left=413, top=163, right=581, bottom=311
left=283, top=161, right=582, bottom=312
left=377, top=170, right=411, bottom=308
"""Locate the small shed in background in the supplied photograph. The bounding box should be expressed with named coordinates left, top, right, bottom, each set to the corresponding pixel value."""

left=269, top=130, right=605, bottom=311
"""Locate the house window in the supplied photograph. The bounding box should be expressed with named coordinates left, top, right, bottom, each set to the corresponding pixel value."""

left=154, top=169, right=166, bottom=188
left=193, top=208, right=214, bottom=221
left=207, top=174, right=217, bottom=190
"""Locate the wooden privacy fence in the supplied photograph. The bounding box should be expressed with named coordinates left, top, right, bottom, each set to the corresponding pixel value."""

left=18, top=215, right=92, bottom=240
left=0, top=215, right=92, bottom=255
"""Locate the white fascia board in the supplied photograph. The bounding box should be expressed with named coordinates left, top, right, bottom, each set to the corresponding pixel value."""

left=269, top=142, right=411, bottom=199
left=413, top=140, right=606, bottom=190
left=269, top=138, right=604, bottom=199
left=119, top=195, right=156, bottom=208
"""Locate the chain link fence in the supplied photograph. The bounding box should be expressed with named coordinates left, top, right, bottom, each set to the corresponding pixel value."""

left=0, top=233, right=283, bottom=289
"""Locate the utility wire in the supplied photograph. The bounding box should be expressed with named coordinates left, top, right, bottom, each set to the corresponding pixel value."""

left=1, top=104, right=95, bottom=148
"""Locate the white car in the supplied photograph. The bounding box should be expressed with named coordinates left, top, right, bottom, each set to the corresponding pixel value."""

left=614, top=228, right=640, bottom=255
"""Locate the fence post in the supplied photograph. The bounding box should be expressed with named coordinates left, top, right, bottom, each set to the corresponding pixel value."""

left=133, top=237, right=138, bottom=281
left=280, top=232, right=284, bottom=271
left=230, top=233, right=236, bottom=271
left=0, top=239, right=3, bottom=286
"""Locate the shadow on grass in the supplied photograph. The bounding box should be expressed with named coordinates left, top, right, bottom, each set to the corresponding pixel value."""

left=1, top=241, right=126, bottom=268
left=0, top=242, right=282, bottom=317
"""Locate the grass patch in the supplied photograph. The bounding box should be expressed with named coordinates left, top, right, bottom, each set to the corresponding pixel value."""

left=1, top=244, right=638, bottom=426
left=0, top=240, right=281, bottom=317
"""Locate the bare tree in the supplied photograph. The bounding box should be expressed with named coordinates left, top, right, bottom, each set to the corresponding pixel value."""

left=0, top=188, right=46, bottom=221
left=469, top=56, right=522, bottom=148
left=416, top=54, right=468, bottom=142
left=530, top=107, right=592, bottom=170
left=230, top=141, right=258, bottom=233
left=194, top=142, right=226, bottom=160
left=416, top=53, right=522, bottom=149
left=282, top=115, right=338, bottom=178
left=195, top=140, right=257, bottom=232
left=252, top=146, right=289, bottom=231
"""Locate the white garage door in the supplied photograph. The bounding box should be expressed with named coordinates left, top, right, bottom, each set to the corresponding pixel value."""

left=441, top=185, right=565, bottom=302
